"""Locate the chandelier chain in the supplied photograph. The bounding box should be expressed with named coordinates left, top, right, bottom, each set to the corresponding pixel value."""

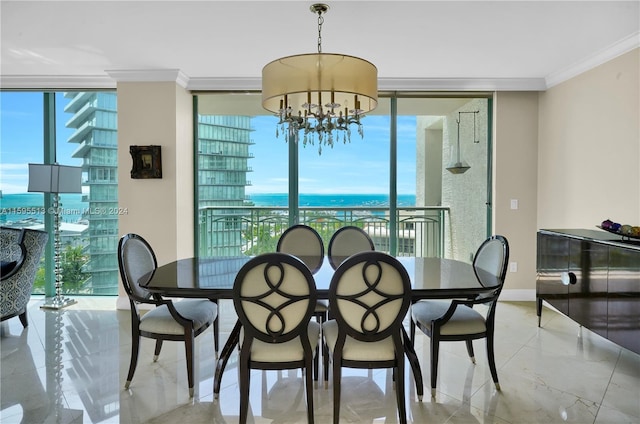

left=317, top=11, right=324, bottom=53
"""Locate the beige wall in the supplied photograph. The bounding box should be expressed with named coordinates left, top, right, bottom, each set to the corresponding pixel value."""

left=494, top=92, right=539, bottom=298
left=538, top=48, right=640, bottom=228
left=112, top=49, right=638, bottom=304
left=116, top=81, right=194, bottom=305
left=493, top=48, right=639, bottom=300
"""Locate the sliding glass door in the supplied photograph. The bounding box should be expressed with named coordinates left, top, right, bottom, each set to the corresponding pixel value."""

left=194, top=92, right=491, bottom=261
left=0, top=91, right=120, bottom=296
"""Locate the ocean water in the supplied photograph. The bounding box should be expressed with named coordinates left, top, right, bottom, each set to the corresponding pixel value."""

left=250, top=193, right=416, bottom=208
left=0, top=193, right=87, bottom=224
left=1, top=193, right=416, bottom=224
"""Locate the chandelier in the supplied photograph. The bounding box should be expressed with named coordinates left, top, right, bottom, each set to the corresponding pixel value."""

left=261, top=3, right=378, bottom=154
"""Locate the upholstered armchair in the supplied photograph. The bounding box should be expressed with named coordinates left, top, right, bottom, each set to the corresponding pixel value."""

left=1, top=227, right=49, bottom=327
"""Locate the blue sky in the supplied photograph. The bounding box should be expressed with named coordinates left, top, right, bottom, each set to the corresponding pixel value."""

left=1, top=92, right=81, bottom=194
left=1, top=92, right=417, bottom=195
left=249, top=114, right=416, bottom=194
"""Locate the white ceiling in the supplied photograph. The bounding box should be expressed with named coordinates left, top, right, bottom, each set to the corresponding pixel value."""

left=1, top=1, right=639, bottom=91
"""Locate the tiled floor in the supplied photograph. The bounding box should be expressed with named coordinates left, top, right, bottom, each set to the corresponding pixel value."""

left=1, top=297, right=638, bottom=424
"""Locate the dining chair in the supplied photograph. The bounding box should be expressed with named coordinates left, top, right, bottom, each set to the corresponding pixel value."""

left=233, top=252, right=319, bottom=424
left=327, top=225, right=375, bottom=269
left=276, top=224, right=326, bottom=381
left=323, top=251, right=412, bottom=424
left=410, top=234, right=509, bottom=398
left=117, top=233, right=219, bottom=398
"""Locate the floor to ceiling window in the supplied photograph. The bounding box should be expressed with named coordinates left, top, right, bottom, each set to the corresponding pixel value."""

left=194, top=92, right=491, bottom=261
left=0, top=91, right=119, bottom=296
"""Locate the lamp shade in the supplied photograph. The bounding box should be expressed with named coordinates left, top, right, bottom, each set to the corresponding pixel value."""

left=28, top=164, right=82, bottom=194
left=262, top=53, right=378, bottom=114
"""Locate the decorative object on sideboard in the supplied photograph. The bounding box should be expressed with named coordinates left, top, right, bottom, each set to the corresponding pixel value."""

left=261, top=3, right=378, bottom=155
left=27, top=163, right=82, bottom=309
left=598, top=219, right=640, bottom=240
left=130, top=145, right=162, bottom=179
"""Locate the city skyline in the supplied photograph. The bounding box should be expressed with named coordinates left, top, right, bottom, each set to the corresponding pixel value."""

left=1, top=92, right=418, bottom=195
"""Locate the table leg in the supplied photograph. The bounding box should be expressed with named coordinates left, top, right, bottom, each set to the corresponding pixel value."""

left=214, top=319, right=242, bottom=399
left=401, top=326, right=424, bottom=401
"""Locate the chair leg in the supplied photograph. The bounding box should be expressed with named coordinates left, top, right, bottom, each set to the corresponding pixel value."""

left=430, top=334, right=440, bottom=398
left=185, top=331, right=195, bottom=397
left=238, top=349, right=251, bottom=424
left=323, top=340, right=330, bottom=388
left=486, top=332, right=500, bottom=390
left=313, top=324, right=320, bottom=382
left=305, top=356, right=315, bottom=423
left=313, top=311, right=325, bottom=383
left=395, top=355, right=408, bottom=424
left=332, top=357, right=342, bottom=424
left=125, top=334, right=141, bottom=389
left=409, top=315, right=415, bottom=343
left=465, top=339, right=476, bottom=364
left=214, top=305, right=220, bottom=359
left=153, top=339, right=163, bottom=362
left=18, top=310, right=28, bottom=328
left=401, top=326, right=424, bottom=401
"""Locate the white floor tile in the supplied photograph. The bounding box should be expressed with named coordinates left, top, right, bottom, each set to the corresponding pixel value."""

left=1, top=299, right=638, bottom=423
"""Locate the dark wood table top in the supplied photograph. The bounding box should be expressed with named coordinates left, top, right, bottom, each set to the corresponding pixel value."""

left=141, top=255, right=499, bottom=300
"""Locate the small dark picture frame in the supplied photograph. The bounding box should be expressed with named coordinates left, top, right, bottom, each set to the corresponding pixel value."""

left=130, top=145, right=162, bottom=179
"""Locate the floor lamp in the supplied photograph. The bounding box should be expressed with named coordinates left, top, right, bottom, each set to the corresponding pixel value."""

left=28, top=163, right=82, bottom=309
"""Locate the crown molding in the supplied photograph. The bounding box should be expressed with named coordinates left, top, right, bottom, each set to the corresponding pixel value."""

left=0, top=69, right=191, bottom=90
left=187, top=77, right=262, bottom=91
left=0, top=74, right=547, bottom=92
left=545, top=31, right=640, bottom=88
left=105, top=69, right=190, bottom=88
left=186, top=77, right=546, bottom=92
left=377, top=78, right=546, bottom=91
left=0, top=75, right=116, bottom=90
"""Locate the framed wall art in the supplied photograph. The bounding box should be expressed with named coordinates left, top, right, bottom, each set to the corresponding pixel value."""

left=130, top=145, right=162, bottom=179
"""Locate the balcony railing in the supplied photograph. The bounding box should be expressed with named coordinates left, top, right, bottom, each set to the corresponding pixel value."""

left=198, top=206, right=449, bottom=258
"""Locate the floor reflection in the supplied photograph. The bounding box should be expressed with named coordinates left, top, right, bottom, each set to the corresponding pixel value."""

left=258, top=371, right=395, bottom=423
left=1, top=300, right=639, bottom=423
left=1, top=310, right=85, bottom=424
left=1, top=325, right=50, bottom=423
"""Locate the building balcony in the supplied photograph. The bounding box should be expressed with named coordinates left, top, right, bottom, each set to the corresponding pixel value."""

left=198, top=206, right=449, bottom=258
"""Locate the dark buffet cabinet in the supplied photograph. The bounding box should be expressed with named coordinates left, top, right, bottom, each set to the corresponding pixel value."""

left=537, top=229, right=640, bottom=354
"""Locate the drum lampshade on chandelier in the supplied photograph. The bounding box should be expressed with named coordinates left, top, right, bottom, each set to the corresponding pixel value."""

left=261, top=3, right=378, bottom=154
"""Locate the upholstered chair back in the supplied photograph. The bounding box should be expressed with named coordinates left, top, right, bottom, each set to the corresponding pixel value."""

left=329, top=251, right=410, bottom=343
left=277, top=224, right=325, bottom=274
left=1, top=227, right=48, bottom=322
left=328, top=226, right=375, bottom=269
left=117, top=233, right=157, bottom=301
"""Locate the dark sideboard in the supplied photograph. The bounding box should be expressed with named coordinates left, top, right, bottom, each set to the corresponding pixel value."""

left=536, top=229, right=640, bottom=354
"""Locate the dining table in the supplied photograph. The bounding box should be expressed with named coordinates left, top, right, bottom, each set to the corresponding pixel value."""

left=141, top=254, right=501, bottom=401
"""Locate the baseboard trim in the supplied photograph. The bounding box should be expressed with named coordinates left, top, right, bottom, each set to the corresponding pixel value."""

left=499, top=289, right=536, bottom=301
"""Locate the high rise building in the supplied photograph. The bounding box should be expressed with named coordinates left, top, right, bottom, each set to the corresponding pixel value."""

left=196, top=115, right=254, bottom=257
left=65, top=92, right=119, bottom=295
